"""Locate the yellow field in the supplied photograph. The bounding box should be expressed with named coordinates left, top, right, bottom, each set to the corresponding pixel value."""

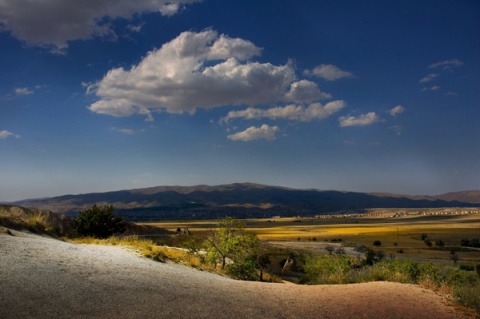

left=140, top=212, right=480, bottom=264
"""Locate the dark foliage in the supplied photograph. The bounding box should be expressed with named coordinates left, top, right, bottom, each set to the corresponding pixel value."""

left=71, top=204, right=126, bottom=238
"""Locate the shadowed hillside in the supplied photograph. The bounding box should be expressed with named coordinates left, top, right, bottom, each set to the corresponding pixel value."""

left=10, top=183, right=480, bottom=221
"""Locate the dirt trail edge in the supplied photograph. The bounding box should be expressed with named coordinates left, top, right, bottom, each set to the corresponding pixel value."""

left=0, top=230, right=474, bottom=319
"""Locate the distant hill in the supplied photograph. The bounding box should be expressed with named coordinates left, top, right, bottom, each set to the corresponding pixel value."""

left=12, top=183, right=480, bottom=221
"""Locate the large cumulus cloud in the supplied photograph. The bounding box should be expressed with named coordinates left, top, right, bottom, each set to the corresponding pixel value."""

left=88, top=30, right=330, bottom=118
left=0, top=0, right=198, bottom=51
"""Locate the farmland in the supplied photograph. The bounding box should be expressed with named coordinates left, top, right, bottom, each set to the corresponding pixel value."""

left=141, top=208, right=480, bottom=265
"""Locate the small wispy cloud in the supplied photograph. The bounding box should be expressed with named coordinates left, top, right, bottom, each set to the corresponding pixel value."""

left=428, top=59, right=463, bottom=70
left=421, top=85, right=441, bottom=92
left=127, top=22, right=144, bottom=33
left=339, top=112, right=381, bottom=127
left=387, top=105, right=406, bottom=116
left=15, top=87, right=34, bottom=95
left=227, top=124, right=279, bottom=142
left=0, top=130, right=20, bottom=139
left=304, top=64, right=354, bottom=81
left=419, top=73, right=438, bottom=83
left=111, top=127, right=137, bottom=135
left=445, top=91, right=458, bottom=96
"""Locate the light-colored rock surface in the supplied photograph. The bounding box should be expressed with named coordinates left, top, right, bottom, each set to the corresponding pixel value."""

left=0, top=230, right=474, bottom=319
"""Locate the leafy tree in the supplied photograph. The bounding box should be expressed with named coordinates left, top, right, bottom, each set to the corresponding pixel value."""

left=204, top=217, right=246, bottom=269
left=70, top=204, right=126, bottom=238
left=203, top=217, right=266, bottom=281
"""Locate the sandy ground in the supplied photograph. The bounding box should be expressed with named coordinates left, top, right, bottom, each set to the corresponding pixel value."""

left=0, top=229, right=475, bottom=319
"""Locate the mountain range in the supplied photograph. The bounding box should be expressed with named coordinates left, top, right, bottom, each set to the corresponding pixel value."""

left=11, top=183, right=480, bottom=221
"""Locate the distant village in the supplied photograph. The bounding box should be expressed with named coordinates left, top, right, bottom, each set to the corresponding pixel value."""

left=311, top=208, right=480, bottom=219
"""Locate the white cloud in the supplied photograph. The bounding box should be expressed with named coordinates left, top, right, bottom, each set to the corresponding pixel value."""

left=428, top=59, right=463, bottom=69
left=0, top=130, right=20, bottom=139
left=445, top=91, right=458, bottom=96
left=88, top=30, right=307, bottom=119
left=227, top=124, right=279, bottom=142
left=304, top=64, right=353, bottom=81
left=419, top=73, right=438, bottom=83
left=387, top=105, right=405, bottom=116
left=421, top=85, right=440, bottom=91
left=284, top=80, right=331, bottom=102
left=222, top=100, right=346, bottom=123
left=339, top=112, right=381, bottom=127
left=111, top=127, right=135, bottom=135
left=0, top=0, right=199, bottom=51
left=14, top=87, right=33, bottom=95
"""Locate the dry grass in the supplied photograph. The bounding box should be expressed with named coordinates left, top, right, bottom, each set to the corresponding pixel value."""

left=70, top=236, right=205, bottom=268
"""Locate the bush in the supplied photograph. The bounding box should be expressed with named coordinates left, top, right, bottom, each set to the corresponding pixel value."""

left=373, top=240, right=382, bottom=247
left=70, top=204, right=126, bottom=238
left=302, top=254, right=361, bottom=284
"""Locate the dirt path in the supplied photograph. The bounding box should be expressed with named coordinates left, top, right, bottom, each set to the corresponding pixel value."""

left=0, top=230, right=474, bottom=319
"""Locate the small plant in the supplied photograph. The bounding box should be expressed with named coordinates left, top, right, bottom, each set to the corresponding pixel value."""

left=373, top=240, right=382, bottom=247
left=421, top=233, right=428, bottom=240
left=424, top=240, right=432, bottom=247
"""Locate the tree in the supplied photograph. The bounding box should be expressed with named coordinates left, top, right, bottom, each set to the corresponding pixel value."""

left=373, top=240, right=382, bottom=247
left=256, top=253, right=271, bottom=281
left=450, top=250, right=459, bottom=265
left=203, top=217, right=265, bottom=281
left=204, top=217, right=246, bottom=269
left=70, top=204, right=126, bottom=238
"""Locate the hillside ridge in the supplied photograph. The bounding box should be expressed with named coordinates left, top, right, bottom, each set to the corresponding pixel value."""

left=11, top=183, right=480, bottom=220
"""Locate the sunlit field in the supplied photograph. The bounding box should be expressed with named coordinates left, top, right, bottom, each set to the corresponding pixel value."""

left=140, top=210, right=480, bottom=264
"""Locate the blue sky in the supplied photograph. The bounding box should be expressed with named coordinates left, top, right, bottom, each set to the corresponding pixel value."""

left=1, top=0, right=479, bottom=201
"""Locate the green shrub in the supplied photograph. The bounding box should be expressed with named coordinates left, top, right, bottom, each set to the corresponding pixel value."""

left=453, top=285, right=480, bottom=313
left=476, top=264, right=480, bottom=277
left=70, top=204, right=126, bottom=238
left=225, top=255, right=258, bottom=280
left=302, top=254, right=358, bottom=284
